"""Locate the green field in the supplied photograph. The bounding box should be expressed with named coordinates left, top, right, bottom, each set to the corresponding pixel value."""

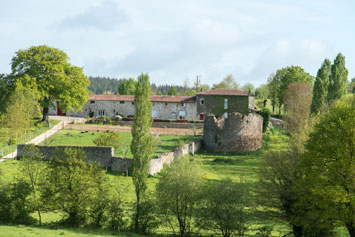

left=0, top=128, right=350, bottom=236
left=39, top=129, right=200, bottom=158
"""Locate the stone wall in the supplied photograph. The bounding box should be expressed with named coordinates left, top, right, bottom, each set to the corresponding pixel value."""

left=17, top=140, right=202, bottom=176
left=148, top=140, right=201, bottom=175
left=203, top=113, right=263, bottom=152
left=17, top=145, right=114, bottom=169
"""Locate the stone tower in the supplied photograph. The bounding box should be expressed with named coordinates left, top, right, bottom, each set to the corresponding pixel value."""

left=203, top=113, right=263, bottom=152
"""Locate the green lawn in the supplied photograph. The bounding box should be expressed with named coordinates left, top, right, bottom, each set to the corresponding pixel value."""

left=0, top=128, right=350, bottom=236
left=0, top=120, right=60, bottom=158
left=40, top=129, right=200, bottom=158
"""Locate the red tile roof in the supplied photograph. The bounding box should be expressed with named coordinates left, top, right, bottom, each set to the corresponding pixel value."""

left=88, top=94, right=196, bottom=103
left=197, top=88, right=250, bottom=96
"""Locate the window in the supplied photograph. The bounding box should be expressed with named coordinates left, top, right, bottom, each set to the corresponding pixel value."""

left=200, top=99, right=204, bottom=105
left=98, top=110, right=105, bottom=117
left=165, top=102, right=168, bottom=106
left=179, top=111, right=186, bottom=119
left=171, top=112, right=177, bottom=119
left=113, top=109, right=116, bottom=113
left=181, top=102, right=185, bottom=107
left=152, top=110, right=158, bottom=118
left=132, top=102, right=134, bottom=105
left=224, top=98, right=228, bottom=109
left=120, top=101, right=125, bottom=104
left=90, top=100, right=95, bottom=104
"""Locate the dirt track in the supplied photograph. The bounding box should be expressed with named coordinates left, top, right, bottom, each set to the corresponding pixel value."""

left=65, top=124, right=202, bottom=136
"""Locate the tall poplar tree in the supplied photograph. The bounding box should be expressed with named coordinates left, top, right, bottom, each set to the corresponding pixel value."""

left=328, top=53, right=348, bottom=103
left=311, top=59, right=331, bottom=114
left=130, top=73, right=154, bottom=232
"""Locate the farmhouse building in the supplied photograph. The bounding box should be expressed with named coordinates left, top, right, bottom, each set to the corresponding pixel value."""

left=50, top=89, right=255, bottom=120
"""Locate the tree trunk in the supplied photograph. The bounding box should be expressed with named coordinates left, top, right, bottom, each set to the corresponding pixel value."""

left=292, top=225, right=303, bottom=237
left=135, top=193, right=140, bottom=232
left=346, top=223, right=355, bottom=237
left=42, top=107, right=49, bottom=123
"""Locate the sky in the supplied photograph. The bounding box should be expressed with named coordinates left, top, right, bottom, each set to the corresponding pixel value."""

left=1, top=0, right=354, bottom=87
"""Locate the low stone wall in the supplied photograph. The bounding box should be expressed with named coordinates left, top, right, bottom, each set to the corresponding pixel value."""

left=17, top=140, right=202, bottom=176
left=203, top=113, right=263, bottom=152
left=148, top=140, right=201, bottom=175
left=17, top=145, right=114, bottom=169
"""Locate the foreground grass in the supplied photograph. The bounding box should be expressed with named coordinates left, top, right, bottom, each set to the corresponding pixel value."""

left=40, top=129, right=200, bottom=158
left=0, top=225, right=141, bottom=237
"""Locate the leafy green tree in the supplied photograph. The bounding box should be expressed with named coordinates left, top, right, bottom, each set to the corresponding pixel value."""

left=3, top=83, right=38, bottom=140
left=255, top=84, right=269, bottom=100
left=20, top=145, right=45, bottom=225
left=130, top=73, right=154, bottom=232
left=167, top=86, right=178, bottom=95
left=156, top=156, right=203, bottom=236
left=328, top=53, right=348, bottom=103
left=41, top=148, right=106, bottom=227
left=0, top=179, right=34, bottom=224
left=118, top=78, right=136, bottom=95
left=302, top=94, right=355, bottom=236
left=259, top=108, right=271, bottom=133
left=273, top=66, right=314, bottom=115
left=348, top=77, right=355, bottom=94
left=197, top=178, right=249, bottom=237
left=283, top=83, right=313, bottom=136
left=241, top=82, right=255, bottom=94
left=93, top=131, right=123, bottom=151
left=311, top=59, right=331, bottom=114
left=266, top=73, right=280, bottom=113
left=213, top=74, right=239, bottom=89
left=8, top=45, right=90, bottom=122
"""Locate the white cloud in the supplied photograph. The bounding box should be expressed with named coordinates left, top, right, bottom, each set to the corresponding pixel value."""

left=59, top=0, right=127, bottom=31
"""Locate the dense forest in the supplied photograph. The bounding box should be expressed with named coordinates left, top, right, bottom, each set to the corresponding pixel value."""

left=88, top=76, right=189, bottom=95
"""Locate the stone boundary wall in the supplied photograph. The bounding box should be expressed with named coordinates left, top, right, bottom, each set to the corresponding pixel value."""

left=64, top=124, right=202, bottom=136
left=17, top=145, right=114, bottom=169
left=203, top=113, right=263, bottom=152
left=17, top=140, right=202, bottom=176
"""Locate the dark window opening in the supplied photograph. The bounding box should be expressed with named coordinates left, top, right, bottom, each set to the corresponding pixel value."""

left=90, top=101, right=95, bottom=104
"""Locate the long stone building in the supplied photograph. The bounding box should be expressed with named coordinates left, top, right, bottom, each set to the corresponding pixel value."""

left=49, top=88, right=255, bottom=120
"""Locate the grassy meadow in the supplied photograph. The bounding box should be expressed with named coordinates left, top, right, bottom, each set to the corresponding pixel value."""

left=0, top=128, right=350, bottom=236
left=39, top=129, right=200, bottom=158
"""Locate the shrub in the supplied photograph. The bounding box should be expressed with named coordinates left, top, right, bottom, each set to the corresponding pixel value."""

left=156, top=156, right=203, bottom=236
left=197, top=178, right=249, bottom=237
left=107, top=194, right=126, bottom=231
left=258, top=108, right=271, bottom=132
left=130, top=195, right=160, bottom=234
left=93, top=131, right=123, bottom=151
left=40, top=148, right=107, bottom=227
left=0, top=180, right=34, bottom=224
